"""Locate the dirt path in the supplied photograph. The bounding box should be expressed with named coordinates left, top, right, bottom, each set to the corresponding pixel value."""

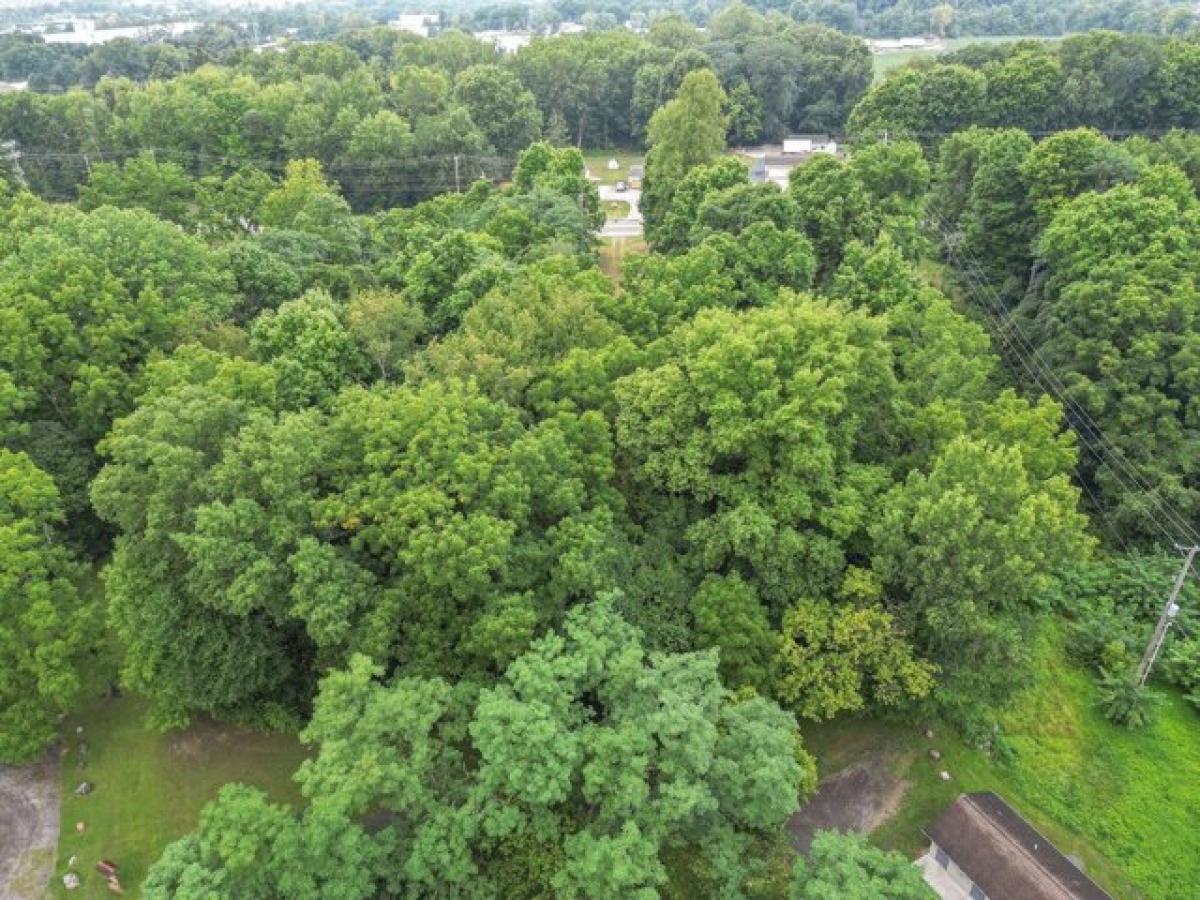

left=0, top=753, right=61, bottom=899
left=787, top=761, right=909, bottom=854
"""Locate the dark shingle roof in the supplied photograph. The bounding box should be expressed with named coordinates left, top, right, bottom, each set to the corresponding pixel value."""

left=925, top=793, right=1110, bottom=900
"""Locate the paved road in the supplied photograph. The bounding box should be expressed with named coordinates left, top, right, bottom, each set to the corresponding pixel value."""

left=598, top=184, right=642, bottom=237
left=600, top=218, right=644, bottom=238
left=0, top=755, right=60, bottom=899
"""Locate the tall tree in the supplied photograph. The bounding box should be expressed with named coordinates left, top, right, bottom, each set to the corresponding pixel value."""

left=146, top=599, right=814, bottom=899
left=641, top=69, right=727, bottom=245
left=0, top=449, right=90, bottom=763
left=791, top=831, right=933, bottom=899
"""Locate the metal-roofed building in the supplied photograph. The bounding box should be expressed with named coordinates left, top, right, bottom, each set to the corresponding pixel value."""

left=919, top=792, right=1110, bottom=900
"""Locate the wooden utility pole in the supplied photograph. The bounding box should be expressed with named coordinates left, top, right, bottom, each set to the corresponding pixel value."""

left=1137, top=545, right=1198, bottom=686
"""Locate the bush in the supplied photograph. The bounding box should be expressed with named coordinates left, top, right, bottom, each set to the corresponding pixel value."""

left=1097, top=669, right=1161, bottom=729
left=1163, top=637, right=1200, bottom=710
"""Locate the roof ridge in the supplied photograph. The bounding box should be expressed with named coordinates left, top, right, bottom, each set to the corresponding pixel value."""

left=962, top=794, right=1077, bottom=900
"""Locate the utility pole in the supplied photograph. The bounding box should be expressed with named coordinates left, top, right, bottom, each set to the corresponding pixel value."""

left=1137, top=544, right=1199, bottom=686
left=453, top=154, right=461, bottom=193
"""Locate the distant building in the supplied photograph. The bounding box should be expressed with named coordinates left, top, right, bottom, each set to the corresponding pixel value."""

left=782, top=133, right=838, bottom=155
left=628, top=164, right=644, bottom=188
left=867, top=35, right=943, bottom=54
left=747, top=135, right=839, bottom=189
left=40, top=18, right=201, bottom=46
left=557, top=22, right=587, bottom=35
left=390, top=14, right=439, bottom=38
left=0, top=80, right=28, bottom=92
left=474, top=30, right=532, bottom=54
left=919, top=793, right=1110, bottom=900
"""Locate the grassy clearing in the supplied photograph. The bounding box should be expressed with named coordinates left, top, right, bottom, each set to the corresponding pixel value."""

left=603, top=199, right=631, bottom=219
left=598, top=236, right=646, bottom=284
left=49, top=577, right=308, bottom=899
left=872, top=34, right=1062, bottom=80
left=582, top=149, right=644, bottom=185
left=805, top=625, right=1200, bottom=899
left=53, top=690, right=307, bottom=899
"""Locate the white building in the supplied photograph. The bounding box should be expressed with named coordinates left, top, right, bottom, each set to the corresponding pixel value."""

left=867, top=35, right=944, bottom=54
left=919, top=793, right=1110, bottom=900
left=389, top=14, right=439, bottom=38
left=747, top=134, right=841, bottom=189
left=41, top=18, right=202, bottom=46
left=782, top=133, right=838, bottom=155
left=474, top=30, right=532, bottom=54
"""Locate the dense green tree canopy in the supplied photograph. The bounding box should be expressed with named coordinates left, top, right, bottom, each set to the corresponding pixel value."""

left=0, top=448, right=90, bottom=762
left=145, top=599, right=813, bottom=899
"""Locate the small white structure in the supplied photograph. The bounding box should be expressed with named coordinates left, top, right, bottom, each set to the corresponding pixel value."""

left=557, top=22, right=588, bottom=35
left=390, top=14, right=439, bottom=38
left=782, top=133, right=838, bottom=155
left=606, top=158, right=620, bottom=171
left=0, top=80, right=28, bottom=92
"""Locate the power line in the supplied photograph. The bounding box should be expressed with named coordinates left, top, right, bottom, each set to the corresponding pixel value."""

left=931, top=215, right=1195, bottom=545
left=927, top=210, right=1200, bottom=548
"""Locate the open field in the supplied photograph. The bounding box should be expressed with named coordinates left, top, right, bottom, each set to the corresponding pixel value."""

left=43, top=578, right=308, bottom=899
left=582, top=149, right=644, bottom=185
left=873, top=34, right=1063, bottom=80
left=806, top=625, right=1200, bottom=900
left=51, top=691, right=307, bottom=899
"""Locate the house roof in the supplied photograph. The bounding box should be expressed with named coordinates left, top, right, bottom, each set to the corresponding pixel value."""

left=925, top=793, right=1110, bottom=900
left=786, top=133, right=832, bottom=142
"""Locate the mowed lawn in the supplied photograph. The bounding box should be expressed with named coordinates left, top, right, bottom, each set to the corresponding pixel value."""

left=872, top=34, right=1063, bottom=80
left=582, top=149, right=644, bottom=185
left=805, top=626, right=1200, bottom=900
left=50, top=649, right=307, bottom=898
left=603, top=199, right=631, bottom=219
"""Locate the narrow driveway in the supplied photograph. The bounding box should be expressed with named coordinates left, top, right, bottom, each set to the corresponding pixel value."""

left=598, top=184, right=642, bottom=238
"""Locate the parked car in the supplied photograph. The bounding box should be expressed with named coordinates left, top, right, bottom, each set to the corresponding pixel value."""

left=615, top=180, right=627, bottom=192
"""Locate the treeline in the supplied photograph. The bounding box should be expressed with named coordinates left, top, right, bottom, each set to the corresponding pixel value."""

left=790, top=0, right=1197, bottom=37
left=0, top=26, right=252, bottom=93
left=0, top=14, right=870, bottom=206
left=554, top=0, right=1198, bottom=37
left=850, top=30, right=1200, bottom=136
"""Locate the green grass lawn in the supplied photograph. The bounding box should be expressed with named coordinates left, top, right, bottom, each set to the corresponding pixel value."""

left=53, top=691, right=308, bottom=898
left=872, top=34, right=1063, bottom=80
left=582, top=149, right=644, bottom=185
left=805, top=625, right=1200, bottom=899
left=603, top=199, right=631, bottom=219
left=48, top=577, right=308, bottom=899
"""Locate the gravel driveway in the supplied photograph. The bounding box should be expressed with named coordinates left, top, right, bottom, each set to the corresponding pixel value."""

left=787, top=762, right=909, bottom=854
left=0, top=754, right=60, bottom=900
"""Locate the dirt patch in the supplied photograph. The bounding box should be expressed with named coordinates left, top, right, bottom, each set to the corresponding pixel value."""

left=787, top=761, right=909, bottom=854
left=0, top=753, right=61, bottom=900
